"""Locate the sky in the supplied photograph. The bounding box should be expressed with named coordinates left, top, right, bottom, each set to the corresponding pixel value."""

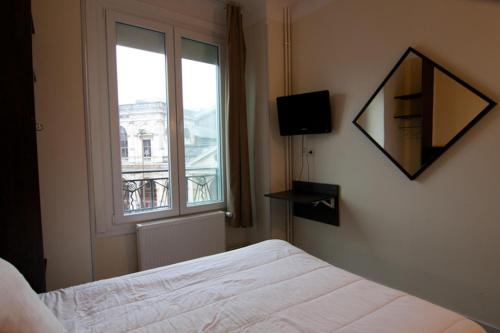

left=116, top=45, right=217, bottom=112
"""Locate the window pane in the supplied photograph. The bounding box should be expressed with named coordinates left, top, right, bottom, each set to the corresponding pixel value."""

left=120, top=126, right=128, bottom=158
left=116, top=23, right=171, bottom=214
left=142, top=139, right=151, bottom=158
left=181, top=38, right=222, bottom=206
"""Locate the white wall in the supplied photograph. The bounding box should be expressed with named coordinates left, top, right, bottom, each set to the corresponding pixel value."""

left=32, top=0, right=93, bottom=290
left=291, top=0, right=500, bottom=327
left=95, top=234, right=137, bottom=280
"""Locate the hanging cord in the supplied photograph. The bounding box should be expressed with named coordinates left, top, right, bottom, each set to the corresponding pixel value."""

left=306, top=150, right=310, bottom=182
left=304, top=135, right=310, bottom=181
left=298, top=135, right=305, bottom=180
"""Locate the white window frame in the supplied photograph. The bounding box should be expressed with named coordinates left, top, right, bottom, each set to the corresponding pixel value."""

left=83, top=0, right=226, bottom=235
left=174, top=29, right=226, bottom=215
left=106, top=10, right=180, bottom=224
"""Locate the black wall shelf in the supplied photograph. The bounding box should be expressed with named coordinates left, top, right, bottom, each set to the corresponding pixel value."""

left=394, top=114, right=422, bottom=119
left=265, top=181, right=340, bottom=226
left=394, top=92, right=422, bottom=100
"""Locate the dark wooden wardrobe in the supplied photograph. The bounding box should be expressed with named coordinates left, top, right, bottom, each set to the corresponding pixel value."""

left=0, top=0, right=46, bottom=293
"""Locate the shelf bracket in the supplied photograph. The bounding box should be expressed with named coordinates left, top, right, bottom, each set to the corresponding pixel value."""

left=313, top=198, right=335, bottom=209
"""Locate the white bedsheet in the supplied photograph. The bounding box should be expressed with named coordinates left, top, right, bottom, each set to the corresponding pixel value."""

left=40, top=240, right=485, bottom=333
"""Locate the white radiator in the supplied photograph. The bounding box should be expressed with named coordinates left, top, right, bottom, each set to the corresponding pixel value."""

left=136, top=211, right=226, bottom=271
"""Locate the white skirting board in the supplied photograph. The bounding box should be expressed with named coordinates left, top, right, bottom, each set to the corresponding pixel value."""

left=136, top=211, right=226, bottom=271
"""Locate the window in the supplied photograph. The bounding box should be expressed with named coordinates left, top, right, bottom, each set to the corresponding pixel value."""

left=181, top=38, right=222, bottom=207
left=113, top=21, right=173, bottom=219
left=141, top=180, right=157, bottom=209
left=120, top=126, right=128, bottom=158
left=142, top=139, right=152, bottom=158
left=96, top=10, right=225, bottom=227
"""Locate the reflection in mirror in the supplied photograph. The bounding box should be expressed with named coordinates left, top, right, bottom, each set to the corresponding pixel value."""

left=354, top=48, right=496, bottom=180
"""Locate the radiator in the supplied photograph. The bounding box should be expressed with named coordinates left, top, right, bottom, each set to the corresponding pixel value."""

left=136, top=211, right=226, bottom=271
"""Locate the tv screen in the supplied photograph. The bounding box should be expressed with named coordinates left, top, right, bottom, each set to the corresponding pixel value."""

left=276, top=90, right=332, bottom=136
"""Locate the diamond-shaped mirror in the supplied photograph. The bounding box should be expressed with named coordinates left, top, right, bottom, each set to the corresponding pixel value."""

left=353, top=47, right=496, bottom=180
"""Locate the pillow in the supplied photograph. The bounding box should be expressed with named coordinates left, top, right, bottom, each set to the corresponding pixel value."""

left=0, top=258, right=66, bottom=333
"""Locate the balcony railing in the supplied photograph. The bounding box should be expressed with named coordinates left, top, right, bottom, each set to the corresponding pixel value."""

left=122, top=168, right=218, bottom=213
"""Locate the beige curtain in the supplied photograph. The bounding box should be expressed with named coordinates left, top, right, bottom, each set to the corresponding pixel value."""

left=226, top=4, right=252, bottom=228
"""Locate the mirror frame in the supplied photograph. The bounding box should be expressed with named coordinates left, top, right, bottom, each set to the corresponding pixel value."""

left=353, top=47, right=497, bottom=180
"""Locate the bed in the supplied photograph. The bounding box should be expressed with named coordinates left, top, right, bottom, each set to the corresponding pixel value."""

left=35, top=240, right=485, bottom=333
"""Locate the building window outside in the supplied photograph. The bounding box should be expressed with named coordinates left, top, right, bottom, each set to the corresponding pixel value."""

left=142, top=139, right=152, bottom=158
left=141, top=180, right=157, bottom=208
left=120, top=126, right=128, bottom=158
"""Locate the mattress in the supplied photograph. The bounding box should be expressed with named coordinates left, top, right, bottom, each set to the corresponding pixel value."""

left=40, top=240, right=485, bottom=333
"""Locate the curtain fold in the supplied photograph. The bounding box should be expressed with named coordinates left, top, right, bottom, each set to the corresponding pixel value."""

left=226, top=4, right=252, bottom=228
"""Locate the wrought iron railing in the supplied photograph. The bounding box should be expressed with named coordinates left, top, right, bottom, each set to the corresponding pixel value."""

left=122, top=168, right=218, bottom=213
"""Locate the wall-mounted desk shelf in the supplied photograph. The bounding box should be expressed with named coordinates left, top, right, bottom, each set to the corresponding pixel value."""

left=265, top=181, right=340, bottom=226
left=394, top=92, right=422, bottom=100
left=393, top=114, right=422, bottom=119
left=264, top=190, right=332, bottom=204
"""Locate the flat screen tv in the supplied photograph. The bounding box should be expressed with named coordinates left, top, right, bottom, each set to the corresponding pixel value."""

left=276, top=90, right=332, bottom=136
